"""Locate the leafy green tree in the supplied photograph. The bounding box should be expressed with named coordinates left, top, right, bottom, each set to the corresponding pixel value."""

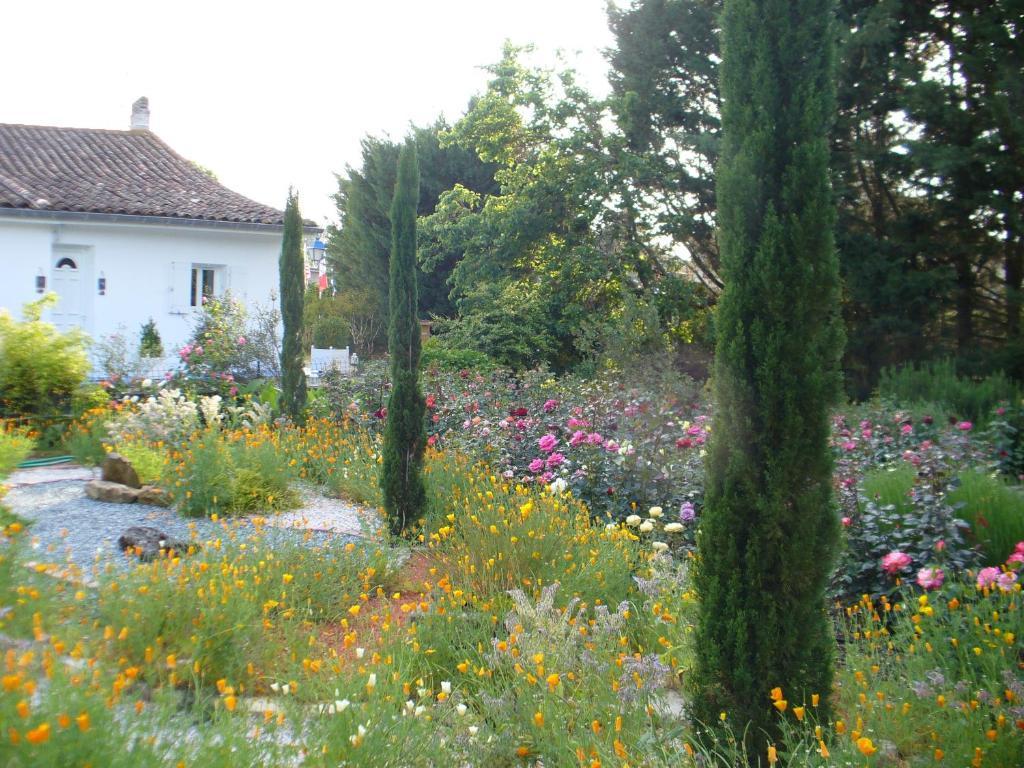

left=279, top=190, right=307, bottom=423
left=421, top=44, right=692, bottom=370
left=693, top=0, right=843, bottom=751
left=380, top=141, right=427, bottom=536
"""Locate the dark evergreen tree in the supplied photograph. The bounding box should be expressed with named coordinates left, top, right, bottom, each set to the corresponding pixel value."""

left=326, top=122, right=498, bottom=346
left=380, top=141, right=426, bottom=536
left=693, top=0, right=843, bottom=751
left=279, top=189, right=307, bottom=423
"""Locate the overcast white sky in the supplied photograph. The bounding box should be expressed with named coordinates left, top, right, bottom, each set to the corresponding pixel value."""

left=4, top=1, right=616, bottom=226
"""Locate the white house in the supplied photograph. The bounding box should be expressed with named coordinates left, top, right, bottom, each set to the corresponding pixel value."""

left=0, top=98, right=315, bottom=364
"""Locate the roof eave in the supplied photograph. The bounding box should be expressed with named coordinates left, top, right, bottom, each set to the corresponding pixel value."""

left=0, top=206, right=321, bottom=234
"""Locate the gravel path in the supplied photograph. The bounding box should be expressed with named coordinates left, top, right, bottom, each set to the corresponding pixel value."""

left=3, top=465, right=382, bottom=571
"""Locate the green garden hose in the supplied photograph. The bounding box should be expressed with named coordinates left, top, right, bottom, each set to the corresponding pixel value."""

left=15, top=456, right=75, bottom=468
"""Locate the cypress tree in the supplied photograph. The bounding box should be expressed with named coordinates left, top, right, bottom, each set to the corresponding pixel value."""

left=380, top=141, right=426, bottom=536
left=693, top=0, right=843, bottom=751
left=279, top=189, right=307, bottom=423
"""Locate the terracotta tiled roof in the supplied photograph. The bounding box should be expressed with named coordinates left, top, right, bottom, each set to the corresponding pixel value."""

left=0, top=124, right=285, bottom=225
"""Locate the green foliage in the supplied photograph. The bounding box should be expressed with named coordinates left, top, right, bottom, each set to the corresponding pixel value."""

left=878, top=359, right=1021, bottom=425
left=279, top=190, right=308, bottom=423
left=170, top=430, right=299, bottom=518
left=0, top=294, right=90, bottom=417
left=860, top=465, right=917, bottom=516
left=694, top=0, right=843, bottom=750
left=326, top=122, right=498, bottom=339
left=139, top=317, right=164, bottom=358
left=115, top=441, right=166, bottom=486
left=0, top=426, right=34, bottom=478
left=948, top=469, right=1024, bottom=566
left=606, top=1, right=1024, bottom=395
left=419, top=338, right=496, bottom=372
left=381, top=141, right=427, bottom=536
left=63, top=407, right=111, bottom=466
left=311, top=315, right=350, bottom=350
left=420, top=44, right=705, bottom=371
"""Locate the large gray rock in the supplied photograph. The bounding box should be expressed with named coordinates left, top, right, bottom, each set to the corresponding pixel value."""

left=101, top=453, right=141, bottom=489
left=136, top=485, right=172, bottom=507
left=85, top=479, right=139, bottom=504
left=117, top=526, right=195, bottom=561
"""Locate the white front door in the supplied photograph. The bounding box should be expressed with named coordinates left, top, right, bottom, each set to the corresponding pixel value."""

left=51, top=253, right=85, bottom=331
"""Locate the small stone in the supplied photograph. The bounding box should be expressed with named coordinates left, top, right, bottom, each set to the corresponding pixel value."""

left=101, top=453, right=141, bottom=489
left=85, top=479, right=139, bottom=504
left=137, top=485, right=172, bottom=507
left=117, top=526, right=194, bottom=561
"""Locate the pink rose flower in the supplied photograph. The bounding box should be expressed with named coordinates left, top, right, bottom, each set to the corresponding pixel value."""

left=841, top=516, right=852, bottom=527
left=528, top=458, right=545, bottom=474
left=901, top=424, right=913, bottom=435
left=587, top=433, right=604, bottom=445
left=545, top=452, right=565, bottom=469
left=916, top=566, right=944, bottom=590
left=957, top=421, right=973, bottom=431
left=538, top=434, right=558, bottom=454
left=881, top=551, right=912, bottom=575
left=569, top=430, right=587, bottom=447
left=977, top=567, right=1001, bottom=589
left=997, top=571, right=1018, bottom=591
left=543, top=399, right=558, bottom=413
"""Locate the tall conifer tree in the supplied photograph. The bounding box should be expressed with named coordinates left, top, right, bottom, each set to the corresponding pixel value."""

left=693, top=0, right=843, bottom=749
left=279, top=189, right=307, bottom=423
left=380, top=141, right=426, bottom=535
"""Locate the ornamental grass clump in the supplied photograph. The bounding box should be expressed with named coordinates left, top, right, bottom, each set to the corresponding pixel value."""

left=168, top=424, right=299, bottom=517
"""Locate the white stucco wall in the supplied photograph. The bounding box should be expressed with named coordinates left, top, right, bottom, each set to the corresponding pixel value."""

left=0, top=214, right=283, bottom=366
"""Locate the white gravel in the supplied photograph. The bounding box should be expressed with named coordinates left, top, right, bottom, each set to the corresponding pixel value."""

left=3, top=465, right=380, bottom=569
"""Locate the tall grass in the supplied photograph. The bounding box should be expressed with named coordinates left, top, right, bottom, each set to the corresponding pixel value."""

left=878, top=358, right=1021, bottom=424
left=948, top=468, right=1024, bottom=564
left=860, top=464, right=917, bottom=515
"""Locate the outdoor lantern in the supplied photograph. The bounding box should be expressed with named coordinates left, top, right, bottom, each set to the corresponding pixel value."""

left=98, top=272, right=106, bottom=295
left=35, top=270, right=45, bottom=293
left=310, top=237, right=326, bottom=267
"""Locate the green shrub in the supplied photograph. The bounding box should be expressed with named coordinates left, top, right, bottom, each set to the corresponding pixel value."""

left=948, top=468, right=1024, bottom=565
left=420, top=338, right=496, bottom=372
left=230, top=440, right=298, bottom=512
left=139, top=317, right=164, bottom=358
left=878, top=358, right=1021, bottom=424
left=312, top=315, right=351, bottom=350
left=63, top=407, right=110, bottom=466
left=0, top=294, right=90, bottom=417
left=116, top=441, right=166, bottom=486
left=0, top=426, right=34, bottom=478
left=170, top=430, right=299, bottom=517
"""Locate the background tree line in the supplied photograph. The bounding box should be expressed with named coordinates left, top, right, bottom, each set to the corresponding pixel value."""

left=322, top=0, right=1023, bottom=396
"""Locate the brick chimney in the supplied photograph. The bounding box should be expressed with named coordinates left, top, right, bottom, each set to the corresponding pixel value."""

left=130, top=97, right=150, bottom=130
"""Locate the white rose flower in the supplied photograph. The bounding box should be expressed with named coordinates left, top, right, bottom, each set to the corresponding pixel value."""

left=649, top=506, right=663, bottom=518
left=625, top=514, right=642, bottom=527
left=639, top=520, right=655, bottom=533
left=652, top=541, right=669, bottom=553
left=663, top=522, right=684, bottom=533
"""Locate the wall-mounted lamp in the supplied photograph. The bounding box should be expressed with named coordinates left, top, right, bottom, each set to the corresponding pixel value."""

left=36, top=271, right=46, bottom=293
left=98, top=272, right=107, bottom=296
